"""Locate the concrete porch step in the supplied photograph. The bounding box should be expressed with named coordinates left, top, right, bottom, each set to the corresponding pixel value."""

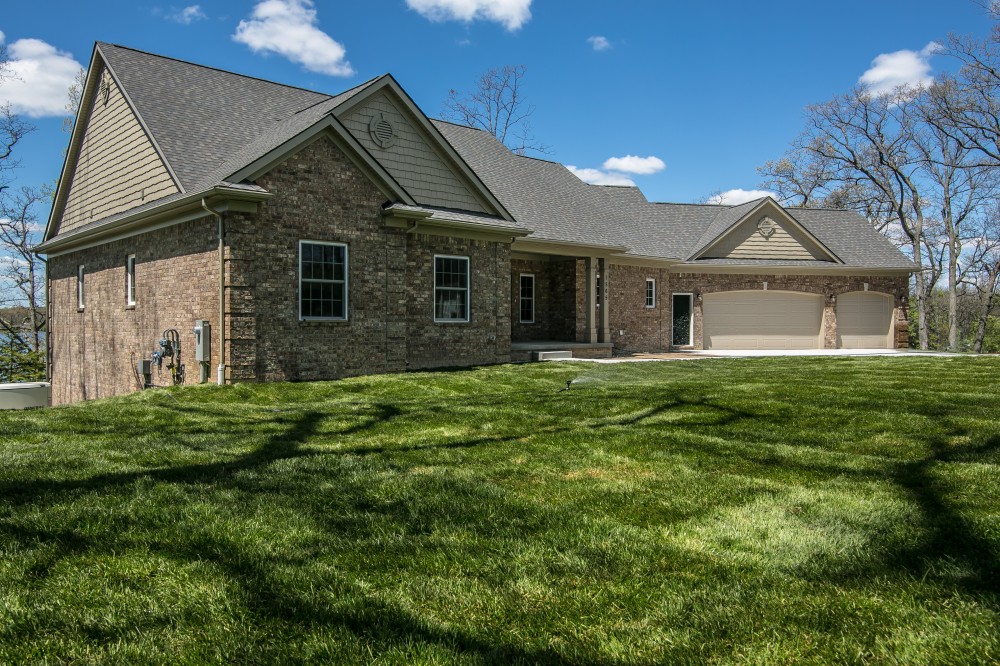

left=533, top=350, right=573, bottom=361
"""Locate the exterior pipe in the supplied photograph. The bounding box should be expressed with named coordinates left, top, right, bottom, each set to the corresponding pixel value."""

left=201, top=199, right=226, bottom=385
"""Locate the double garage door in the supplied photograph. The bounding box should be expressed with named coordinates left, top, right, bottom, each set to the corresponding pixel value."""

left=702, top=291, right=892, bottom=350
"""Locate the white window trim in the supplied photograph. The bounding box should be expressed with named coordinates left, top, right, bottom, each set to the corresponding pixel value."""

left=645, top=278, right=656, bottom=309
left=77, top=265, right=85, bottom=311
left=672, top=292, right=694, bottom=346
left=433, top=254, right=470, bottom=323
left=126, top=254, right=136, bottom=307
left=519, top=273, right=535, bottom=324
left=298, top=240, right=349, bottom=321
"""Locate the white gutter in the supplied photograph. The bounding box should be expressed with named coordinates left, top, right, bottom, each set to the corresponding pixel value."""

left=35, top=184, right=271, bottom=256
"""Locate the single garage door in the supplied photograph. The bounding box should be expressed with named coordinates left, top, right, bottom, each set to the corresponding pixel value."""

left=703, top=291, right=823, bottom=350
left=837, top=292, right=893, bottom=348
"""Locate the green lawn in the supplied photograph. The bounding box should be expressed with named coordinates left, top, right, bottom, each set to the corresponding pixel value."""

left=1, top=357, right=998, bottom=665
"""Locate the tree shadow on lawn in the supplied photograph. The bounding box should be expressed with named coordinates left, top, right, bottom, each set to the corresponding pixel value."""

left=0, top=404, right=664, bottom=664
left=774, top=428, right=1000, bottom=607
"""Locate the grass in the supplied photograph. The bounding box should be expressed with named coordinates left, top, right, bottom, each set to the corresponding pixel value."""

left=0, top=356, right=998, bottom=665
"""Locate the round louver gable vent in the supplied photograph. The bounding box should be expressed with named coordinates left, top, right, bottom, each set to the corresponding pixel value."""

left=368, top=112, right=397, bottom=149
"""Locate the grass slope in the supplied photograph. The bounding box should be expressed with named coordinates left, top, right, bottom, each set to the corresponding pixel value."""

left=0, top=357, right=998, bottom=664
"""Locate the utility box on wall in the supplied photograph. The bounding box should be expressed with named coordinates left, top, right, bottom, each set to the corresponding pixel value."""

left=193, top=320, right=211, bottom=362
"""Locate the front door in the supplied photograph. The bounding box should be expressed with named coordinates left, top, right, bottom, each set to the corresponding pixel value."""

left=672, top=294, right=692, bottom=346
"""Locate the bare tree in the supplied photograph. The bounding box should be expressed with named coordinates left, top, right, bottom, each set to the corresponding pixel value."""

left=913, top=97, right=999, bottom=350
left=0, top=43, right=45, bottom=380
left=443, top=64, right=549, bottom=155
left=62, top=67, right=87, bottom=135
left=774, top=87, right=934, bottom=348
left=0, top=186, right=46, bottom=352
left=925, top=36, right=1000, bottom=165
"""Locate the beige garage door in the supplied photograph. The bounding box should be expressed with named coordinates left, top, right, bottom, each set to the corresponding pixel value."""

left=703, top=291, right=823, bottom=350
left=837, top=292, right=893, bottom=348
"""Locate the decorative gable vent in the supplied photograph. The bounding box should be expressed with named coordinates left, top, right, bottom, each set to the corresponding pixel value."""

left=757, top=216, right=777, bottom=239
left=99, top=74, right=111, bottom=106
left=368, top=112, right=397, bottom=149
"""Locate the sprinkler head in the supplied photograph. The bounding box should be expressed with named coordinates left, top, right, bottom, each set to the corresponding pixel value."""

left=566, top=380, right=572, bottom=390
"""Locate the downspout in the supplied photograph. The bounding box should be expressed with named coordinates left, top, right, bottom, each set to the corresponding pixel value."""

left=201, top=199, right=226, bottom=385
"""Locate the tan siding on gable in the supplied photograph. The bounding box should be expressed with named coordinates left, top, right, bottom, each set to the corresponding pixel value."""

left=704, top=216, right=826, bottom=260
left=342, top=92, right=487, bottom=213
left=60, top=66, right=178, bottom=234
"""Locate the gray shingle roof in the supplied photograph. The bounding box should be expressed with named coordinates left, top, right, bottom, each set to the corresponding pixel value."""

left=433, top=121, right=626, bottom=249
left=56, top=45, right=913, bottom=271
left=98, top=43, right=376, bottom=191
left=433, top=120, right=914, bottom=270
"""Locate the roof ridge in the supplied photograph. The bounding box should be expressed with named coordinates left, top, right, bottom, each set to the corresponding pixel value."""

left=98, top=41, right=345, bottom=99
left=431, top=118, right=489, bottom=132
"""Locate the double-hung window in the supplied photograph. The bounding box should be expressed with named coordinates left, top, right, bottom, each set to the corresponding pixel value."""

left=126, top=255, right=136, bottom=306
left=519, top=273, right=534, bottom=323
left=645, top=278, right=656, bottom=308
left=434, top=255, right=469, bottom=322
left=299, top=240, right=348, bottom=320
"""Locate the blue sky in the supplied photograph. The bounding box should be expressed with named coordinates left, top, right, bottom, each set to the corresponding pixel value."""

left=0, top=0, right=995, bottom=213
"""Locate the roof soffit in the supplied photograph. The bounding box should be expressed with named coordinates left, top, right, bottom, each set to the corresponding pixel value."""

left=332, top=76, right=513, bottom=221
left=691, top=198, right=842, bottom=263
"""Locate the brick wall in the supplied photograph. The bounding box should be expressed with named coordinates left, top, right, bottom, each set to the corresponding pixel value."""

left=608, top=264, right=671, bottom=351
left=235, top=135, right=396, bottom=382
left=48, top=216, right=221, bottom=405
left=406, top=234, right=511, bottom=369
left=49, top=135, right=516, bottom=403
left=238, top=134, right=511, bottom=381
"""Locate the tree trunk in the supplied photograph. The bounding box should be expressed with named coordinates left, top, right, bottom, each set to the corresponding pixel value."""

left=911, top=236, right=930, bottom=350
left=973, top=265, right=999, bottom=353
left=28, top=259, right=39, bottom=353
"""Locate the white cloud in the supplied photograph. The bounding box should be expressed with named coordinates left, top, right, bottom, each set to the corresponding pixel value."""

left=405, top=0, right=532, bottom=31
left=859, top=42, right=941, bottom=96
left=588, top=36, right=611, bottom=52
left=602, top=155, right=664, bottom=175
left=169, top=5, right=207, bottom=24
left=707, top=189, right=776, bottom=206
left=566, top=166, right=635, bottom=187
left=233, top=0, right=354, bottom=76
left=0, top=36, right=85, bottom=118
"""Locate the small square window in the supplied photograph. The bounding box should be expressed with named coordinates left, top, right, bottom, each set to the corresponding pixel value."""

left=645, top=278, right=656, bottom=308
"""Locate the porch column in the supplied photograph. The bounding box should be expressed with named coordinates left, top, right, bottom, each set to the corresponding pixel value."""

left=585, top=256, right=598, bottom=343
left=599, top=257, right=611, bottom=343
left=823, top=294, right=837, bottom=349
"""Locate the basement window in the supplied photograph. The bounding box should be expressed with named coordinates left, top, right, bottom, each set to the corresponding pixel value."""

left=645, top=278, right=656, bottom=308
left=434, top=255, right=469, bottom=322
left=126, top=255, right=136, bottom=307
left=520, top=273, right=535, bottom=323
left=77, top=265, right=85, bottom=311
left=299, top=240, right=348, bottom=320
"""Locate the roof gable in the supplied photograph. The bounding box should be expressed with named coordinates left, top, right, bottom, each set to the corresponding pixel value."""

left=334, top=78, right=510, bottom=219
left=689, top=198, right=841, bottom=263
left=45, top=46, right=181, bottom=241
left=96, top=42, right=335, bottom=191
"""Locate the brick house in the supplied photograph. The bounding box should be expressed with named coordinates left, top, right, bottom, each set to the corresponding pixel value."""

left=37, top=43, right=914, bottom=405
